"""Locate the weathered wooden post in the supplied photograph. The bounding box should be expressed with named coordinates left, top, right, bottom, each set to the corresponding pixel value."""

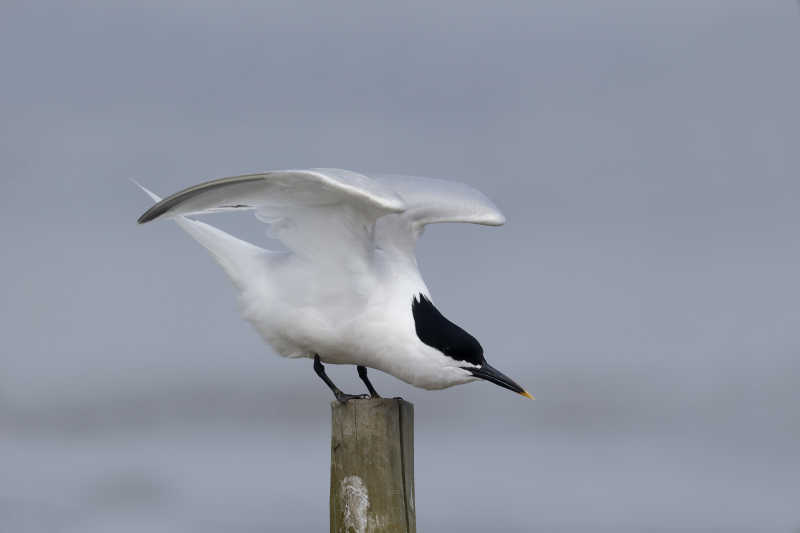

left=330, top=398, right=415, bottom=533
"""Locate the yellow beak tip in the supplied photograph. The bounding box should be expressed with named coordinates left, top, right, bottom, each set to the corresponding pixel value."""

left=520, top=391, right=535, bottom=400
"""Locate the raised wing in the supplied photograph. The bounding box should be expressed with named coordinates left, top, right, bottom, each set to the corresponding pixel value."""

left=137, top=169, right=404, bottom=223
left=136, top=169, right=504, bottom=264
left=373, top=174, right=505, bottom=229
left=350, top=173, right=507, bottom=258
left=137, top=169, right=406, bottom=263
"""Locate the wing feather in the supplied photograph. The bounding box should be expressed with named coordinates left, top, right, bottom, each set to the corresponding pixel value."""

left=372, top=174, right=505, bottom=229
left=137, top=169, right=405, bottom=224
left=135, top=169, right=504, bottom=264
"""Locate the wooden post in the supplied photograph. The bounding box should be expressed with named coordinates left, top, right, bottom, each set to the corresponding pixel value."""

left=330, top=398, right=415, bottom=533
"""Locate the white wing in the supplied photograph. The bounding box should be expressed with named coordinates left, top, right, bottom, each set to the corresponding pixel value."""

left=137, top=169, right=404, bottom=222
left=138, top=168, right=405, bottom=263
left=136, top=168, right=504, bottom=264
left=373, top=174, right=505, bottom=229
left=368, top=174, right=505, bottom=256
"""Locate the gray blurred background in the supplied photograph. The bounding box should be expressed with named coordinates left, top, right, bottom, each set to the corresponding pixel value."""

left=2, top=1, right=799, bottom=531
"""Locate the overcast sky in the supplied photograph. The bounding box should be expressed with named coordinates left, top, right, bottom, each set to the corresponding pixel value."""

left=1, top=1, right=799, bottom=531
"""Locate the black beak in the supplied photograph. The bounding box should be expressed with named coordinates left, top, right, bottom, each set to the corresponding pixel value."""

left=470, top=363, right=534, bottom=399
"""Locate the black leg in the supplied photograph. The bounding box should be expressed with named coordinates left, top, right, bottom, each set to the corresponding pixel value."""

left=313, top=355, right=368, bottom=402
left=357, top=365, right=381, bottom=398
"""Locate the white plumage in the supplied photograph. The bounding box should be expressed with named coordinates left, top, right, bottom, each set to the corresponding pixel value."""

left=136, top=168, right=531, bottom=400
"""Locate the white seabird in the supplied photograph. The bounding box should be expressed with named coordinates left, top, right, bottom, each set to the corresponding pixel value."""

left=136, top=169, right=532, bottom=401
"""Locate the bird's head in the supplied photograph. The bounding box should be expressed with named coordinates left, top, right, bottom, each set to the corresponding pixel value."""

left=412, top=294, right=533, bottom=399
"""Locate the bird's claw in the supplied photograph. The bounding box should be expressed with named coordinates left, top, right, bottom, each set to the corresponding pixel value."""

left=334, top=392, right=370, bottom=403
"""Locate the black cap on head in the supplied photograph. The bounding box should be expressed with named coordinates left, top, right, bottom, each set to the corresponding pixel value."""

left=411, top=294, right=533, bottom=399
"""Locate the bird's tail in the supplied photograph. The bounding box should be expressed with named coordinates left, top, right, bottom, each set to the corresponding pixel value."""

left=132, top=180, right=271, bottom=292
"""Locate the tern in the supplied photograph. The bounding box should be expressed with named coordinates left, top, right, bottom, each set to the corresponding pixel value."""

left=136, top=169, right=532, bottom=401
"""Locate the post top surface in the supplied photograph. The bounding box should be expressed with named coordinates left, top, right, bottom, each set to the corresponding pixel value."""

left=330, top=397, right=413, bottom=410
